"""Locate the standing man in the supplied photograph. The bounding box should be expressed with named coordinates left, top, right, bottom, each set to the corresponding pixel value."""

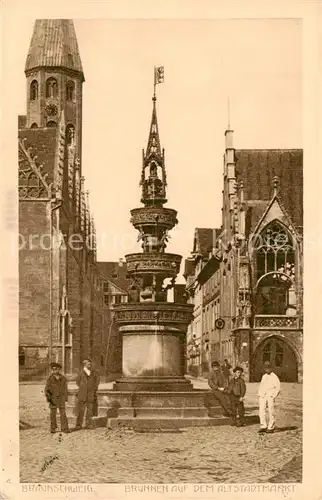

left=75, top=359, right=100, bottom=430
left=207, top=361, right=232, bottom=417
left=45, top=362, right=70, bottom=434
left=222, top=358, right=232, bottom=390
left=258, top=360, right=281, bottom=434
left=228, top=366, right=246, bottom=426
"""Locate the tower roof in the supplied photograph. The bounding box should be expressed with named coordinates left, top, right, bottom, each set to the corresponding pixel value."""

left=25, top=19, right=84, bottom=80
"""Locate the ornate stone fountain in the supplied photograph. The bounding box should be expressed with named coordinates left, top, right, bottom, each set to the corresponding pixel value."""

left=68, top=82, right=258, bottom=428
left=112, top=92, right=194, bottom=392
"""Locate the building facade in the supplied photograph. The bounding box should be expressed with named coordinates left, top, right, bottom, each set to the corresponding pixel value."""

left=18, top=20, right=118, bottom=379
left=185, top=128, right=303, bottom=382
left=97, top=261, right=130, bottom=376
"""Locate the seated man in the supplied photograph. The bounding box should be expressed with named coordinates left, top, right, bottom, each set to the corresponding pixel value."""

left=207, top=361, right=232, bottom=417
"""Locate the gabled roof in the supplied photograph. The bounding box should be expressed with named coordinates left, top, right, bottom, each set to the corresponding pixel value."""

left=97, top=262, right=130, bottom=292
left=193, top=228, right=215, bottom=257
left=252, top=195, right=300, bottom=240
left=235, top=149, right=303, bottom=231
left=183, top=258, right=196, bottom=278
left=25, top=20, right=84, bottom=80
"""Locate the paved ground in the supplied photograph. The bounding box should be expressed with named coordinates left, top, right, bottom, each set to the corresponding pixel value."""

left=19, top=378, right=302, bottom=483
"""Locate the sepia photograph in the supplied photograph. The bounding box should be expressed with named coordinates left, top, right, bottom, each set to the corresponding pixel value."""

left=13, top=14, right=305, bottom=487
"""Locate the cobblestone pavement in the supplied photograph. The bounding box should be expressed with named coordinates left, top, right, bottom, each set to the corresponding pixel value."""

left=19, top=380, right=302, bottom=483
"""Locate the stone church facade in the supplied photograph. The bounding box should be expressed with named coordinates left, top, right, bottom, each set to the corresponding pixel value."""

left=18, top=20, right=124, bottom=379
left=185, top=128, right=303, bottom=383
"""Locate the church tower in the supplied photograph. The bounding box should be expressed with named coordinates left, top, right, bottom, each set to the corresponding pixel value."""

left=24, top=19, right=84, bottom=164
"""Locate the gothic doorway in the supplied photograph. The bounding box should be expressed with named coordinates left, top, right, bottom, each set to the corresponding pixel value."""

left=252, top=336, right=298, bottom=382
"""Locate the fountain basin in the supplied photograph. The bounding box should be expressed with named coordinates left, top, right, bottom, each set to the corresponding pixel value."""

left=125, top=252, right=182, bottom=275
left=113, top=302, right=193, bottom=326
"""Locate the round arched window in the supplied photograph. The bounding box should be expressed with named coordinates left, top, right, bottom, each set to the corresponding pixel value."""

left=66, top=80, right=75, bottom=101
left=46, top=77, right=58, bottom=98
left=30, top=80, right=38, bottom=101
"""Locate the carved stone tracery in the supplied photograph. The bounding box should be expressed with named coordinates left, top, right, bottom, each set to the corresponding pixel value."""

left=18, top=138, right=51, bottom=199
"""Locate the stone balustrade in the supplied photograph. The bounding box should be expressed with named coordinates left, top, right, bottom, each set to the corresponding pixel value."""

left=254, top=315, right=301, bottom=329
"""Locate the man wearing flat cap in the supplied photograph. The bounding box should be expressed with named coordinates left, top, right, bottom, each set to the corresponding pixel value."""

left=45, top=362, right=70, bottom=434
left=74, top=358, right=100, bottom=430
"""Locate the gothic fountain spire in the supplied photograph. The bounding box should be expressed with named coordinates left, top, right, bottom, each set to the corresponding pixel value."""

left=140, top=67, right=167, bottom=206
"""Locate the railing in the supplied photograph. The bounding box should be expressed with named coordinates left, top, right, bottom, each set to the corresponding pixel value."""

left=254, top=315, right=302, bottom=329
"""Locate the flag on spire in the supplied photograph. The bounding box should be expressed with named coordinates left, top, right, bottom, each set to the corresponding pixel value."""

left=154, top=66, right=164, bottom=85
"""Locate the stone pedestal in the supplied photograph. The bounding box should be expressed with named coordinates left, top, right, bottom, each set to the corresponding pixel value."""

left=111, top=303, right=194, bottom=392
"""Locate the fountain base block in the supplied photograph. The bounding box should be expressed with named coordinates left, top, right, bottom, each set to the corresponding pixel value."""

left=112, top=376, right=194, bottom=392
left=67, top=387, right=259, bottom=429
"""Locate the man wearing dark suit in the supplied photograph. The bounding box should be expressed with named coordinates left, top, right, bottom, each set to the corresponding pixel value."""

left=207, top=361, right=232, bottom=416
left=74, top=359, right=100, bottom=430
left=45, top=362, right=70, bottom=434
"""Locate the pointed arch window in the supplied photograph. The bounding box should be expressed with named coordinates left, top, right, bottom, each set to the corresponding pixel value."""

left=255, top=220, right=295, bottom=281
left=66, top=124, right=75, bottom=146
left=46, top=121, right=57, bottom=128
left=30, top=80, right=38, bottom=101
left=30, top=123, right=38, bottom=129
left=254, top=220, right=296, bottom=315
left=46, top=77, right=58, bottom=98
left=66, top=80, right=75, bottom=101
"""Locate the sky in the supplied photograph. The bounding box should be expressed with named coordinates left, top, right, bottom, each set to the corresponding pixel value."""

left=14, top=18, right=302, bottom=273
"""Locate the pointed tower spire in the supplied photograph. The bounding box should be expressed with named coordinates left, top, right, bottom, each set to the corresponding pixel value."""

left=25, top=20, right=84, bottom=81
left=145, top=96, right=162, bottom=160
left=140, top=67, right=167, bottom=206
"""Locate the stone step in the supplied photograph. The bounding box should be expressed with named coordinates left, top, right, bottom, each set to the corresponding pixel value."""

left=109, top=414, right=259, bottom=430
left=118, top=407, right=211, bottom=418
left=108, top=417, right=227, bottom=429
left=65, top=413, right=259, bottom=430
left=66, top=404, right=222, bottom=419
left=65, top=416, right=107, bottom=429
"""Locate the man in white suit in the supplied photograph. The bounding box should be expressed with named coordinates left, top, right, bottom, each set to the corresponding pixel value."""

left=258, top=360, right=281, bottom=433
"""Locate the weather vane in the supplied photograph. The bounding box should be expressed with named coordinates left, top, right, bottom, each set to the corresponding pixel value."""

left=153, top=66, right=164, bottom=100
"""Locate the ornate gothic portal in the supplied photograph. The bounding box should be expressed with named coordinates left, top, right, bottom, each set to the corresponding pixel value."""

left=252, top=336, right=298, bottom=382
left=112, top=87, right=194, bottom=392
